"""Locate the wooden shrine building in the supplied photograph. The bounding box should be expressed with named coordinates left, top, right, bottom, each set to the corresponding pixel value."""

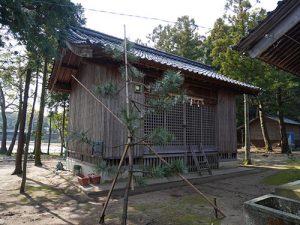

left=49, top=27, right=259, bottom=172
left=237, top=116, right=300, bottom=148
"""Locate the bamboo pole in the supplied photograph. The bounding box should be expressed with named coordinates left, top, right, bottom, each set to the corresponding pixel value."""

left=123, top=25, right=134, bottom=191
left=144, top=143, right=226, bottom=218
left=121, top=24, right=134, bottom=225
left=99, top=143, right=130, bottom=224
left=121, top=145, right=133, bottom=225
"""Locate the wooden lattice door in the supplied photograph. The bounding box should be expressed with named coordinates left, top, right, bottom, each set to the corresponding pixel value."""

left=186, top=103, right=216, bottom=148
left=144, top=95, right=216, bottom=153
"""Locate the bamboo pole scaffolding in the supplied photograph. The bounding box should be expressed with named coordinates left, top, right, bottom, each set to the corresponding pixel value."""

left=70, top=50, right=226, bottom=224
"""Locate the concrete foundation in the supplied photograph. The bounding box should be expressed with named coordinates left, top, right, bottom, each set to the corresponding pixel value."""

left=65, top=157, right=126, bottom=183
left=66, top=157, right=96, bottom=175
left=244, top=194, right=300, bottom=225
left=219, top=160, right=239, bottom=169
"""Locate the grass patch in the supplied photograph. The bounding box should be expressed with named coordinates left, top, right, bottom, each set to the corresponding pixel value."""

left=26, top=184, right=63, bottom=196
left=262, top=168, right=300, bottom=185
left=20, top=196, right=30, bottom=203
left=175, top=214, right=204, bottom=225
left=287, top=159, right=300, bottom=167
left=175, top=214, right=221, bottom=225
left=179, top=195, right=207, bottom=205
left=133, top=195, right=220, bottom=225
left=103, top=195, right=221, bottom=225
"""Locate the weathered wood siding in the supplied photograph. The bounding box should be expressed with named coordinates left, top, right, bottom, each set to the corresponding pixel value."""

left=216, top=89, right=237, bottom=160
left=250, top=119, right=279, bottom=140
left=68, top=61, right=144, bottom=162
left=68, top=62, right=239, bottom=163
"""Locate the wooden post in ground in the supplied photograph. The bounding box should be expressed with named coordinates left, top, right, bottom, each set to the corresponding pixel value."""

left=244, top=94, right=251, bottom=164
left=214, top=197, right=218, bottom=218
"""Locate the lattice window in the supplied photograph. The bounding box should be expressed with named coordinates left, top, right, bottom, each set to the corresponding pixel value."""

left=185, top=103, right=216, bottom=146
left=144, top=95, right=216, bottom=147
left=186, top=103, right=202, bottom=145
left=202, top=105, right=216, bottom=146
left=166, top=103, right=184, bottom=145
left=144, top=96, right=164, bottom=138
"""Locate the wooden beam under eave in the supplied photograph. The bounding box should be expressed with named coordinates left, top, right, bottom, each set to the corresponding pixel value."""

left=61, top=63, right=79, bottom=71
left=53, top=81, right=71, bottom=93
left=248, top=4, right=300, bottom=58
left=66, top=42, right=93, bottom=58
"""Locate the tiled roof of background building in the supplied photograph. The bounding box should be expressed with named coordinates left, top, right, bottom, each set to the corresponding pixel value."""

left=67, top=27, right=260, bottom=92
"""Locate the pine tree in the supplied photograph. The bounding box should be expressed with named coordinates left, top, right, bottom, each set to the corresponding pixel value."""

left=68, top=29, right=186, bottom=225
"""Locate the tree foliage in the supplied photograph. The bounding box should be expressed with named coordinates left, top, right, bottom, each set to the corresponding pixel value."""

left=0, top=0, right=85, bottom=188
left=207, top=1, right=267, bottom=82
left=147, top=16, right=206, bottom=62
left=52, top=113, right=68, bottom=143
left=205, top=0, right=300, bottom=153
left=0, top=0, right=85, bottom=57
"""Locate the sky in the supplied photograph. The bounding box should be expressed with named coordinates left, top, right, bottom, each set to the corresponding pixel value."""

left=71, top=0, right=279, bottom=42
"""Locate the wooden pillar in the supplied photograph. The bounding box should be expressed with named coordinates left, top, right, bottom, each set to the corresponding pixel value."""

left=183, top=103, right=187, bottom=167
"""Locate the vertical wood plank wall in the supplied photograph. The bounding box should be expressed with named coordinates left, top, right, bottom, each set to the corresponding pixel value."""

left=68, top=61, right=239, bottom=163
left=216, top=89, right=237, bottom=160
left=68, top=62, right=144, bottom=162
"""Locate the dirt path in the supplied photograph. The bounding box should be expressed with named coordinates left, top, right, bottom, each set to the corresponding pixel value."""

left=0, top=151, right=298, bottom=225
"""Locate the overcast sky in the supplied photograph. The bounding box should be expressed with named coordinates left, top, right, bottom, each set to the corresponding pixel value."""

left=71, top=0, right=278, bottom=41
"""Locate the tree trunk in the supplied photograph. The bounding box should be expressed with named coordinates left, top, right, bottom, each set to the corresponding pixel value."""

left=24, top=66, right=39, bottom=158
left=7, top=114, right=20, bottom=156
left=257, top=98, right=272, bottom=152
left=276, top=88, right=289, bottom=154
left=20, top=132, right=29, bottom=193
left=60, top=101, right=66, bottom=156
left=0, top=84, right=8, bottom=154
left=7, top=78, right=23, bottom=156
left=20, top=68, right=39, bottom=193
left=12, top=69, right=31, bottom=175
left=243, top=94, right=251, bottom=165
left=34, top=58, right=48, bottom=166
left=58, top=128, right=63, bottom=155
left=47, top=113, right=52, bottom=155
left=121, top=144, right=133, bottom=225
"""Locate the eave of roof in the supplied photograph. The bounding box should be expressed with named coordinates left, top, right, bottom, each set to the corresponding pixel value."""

left=234, top=0, right=300, bottom=77
left=51, top=26, right=261, bottom=94
left=235, top=0, right=298, bottom=52
left=237, top=115, right=300, bottom=129
left=267, top=116, right=300, bottom=125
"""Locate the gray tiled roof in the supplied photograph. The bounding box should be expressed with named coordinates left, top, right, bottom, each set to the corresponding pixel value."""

left=267, top=116, right=300, bottom=125
left=67, top=27, right=260, bottom=92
